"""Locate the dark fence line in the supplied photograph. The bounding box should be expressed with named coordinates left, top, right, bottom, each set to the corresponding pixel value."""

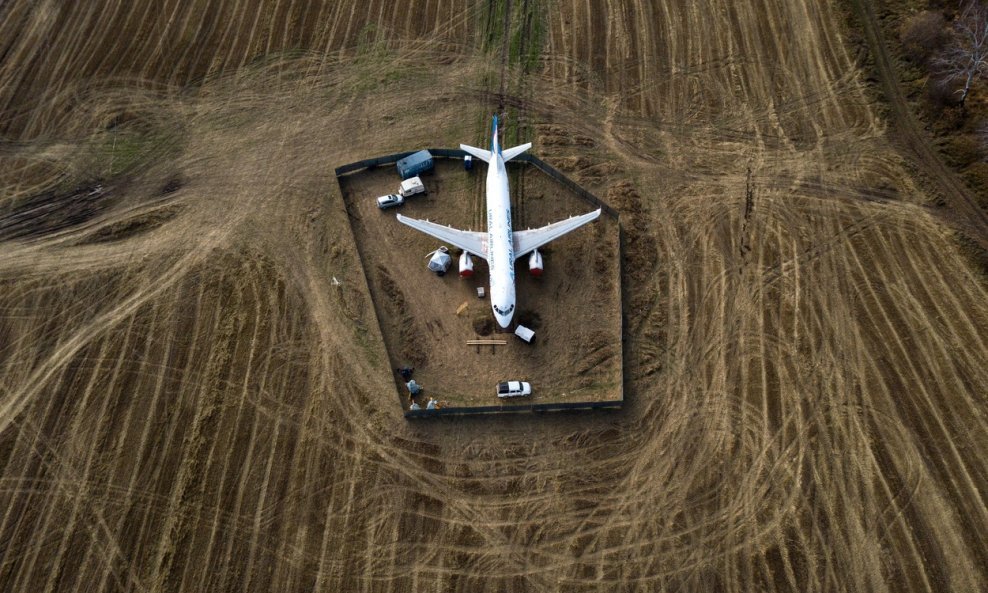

left=404, top=399, right=622, bottom=418
left=334, top=148, right=465, bottom=176
left=335, top=148, right=625, bottom=420
left=517, top=154, right=618, bottom=217
left=335, top=148, right=618, bottom=218
left=334, top=152, right=415, bottom=175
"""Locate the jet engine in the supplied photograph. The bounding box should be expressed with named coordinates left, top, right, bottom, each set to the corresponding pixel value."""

left=459, top=251, right=474, bottom=278
left=528, top=249, right=543, bottom=277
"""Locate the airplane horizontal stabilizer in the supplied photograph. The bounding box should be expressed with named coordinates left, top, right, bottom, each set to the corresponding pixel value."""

left=460, top=144, right=492, bottom=163
left=501, top=142, right=532, bottom=162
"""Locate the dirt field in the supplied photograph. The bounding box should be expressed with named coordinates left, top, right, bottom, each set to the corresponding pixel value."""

left=339, top=158, right=622, bottom=410
left=1, top=0, right=987, bottom=592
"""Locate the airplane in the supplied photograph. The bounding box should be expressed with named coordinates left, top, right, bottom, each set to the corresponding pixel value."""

left=397, top=115, right=601, bottom=329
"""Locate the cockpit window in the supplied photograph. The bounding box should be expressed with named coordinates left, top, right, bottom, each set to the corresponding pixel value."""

left=493, top=303, right=515, bottom=316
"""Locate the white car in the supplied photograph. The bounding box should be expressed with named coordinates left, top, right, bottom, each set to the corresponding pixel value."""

left=496, top=381, right=532, bottom=398
left=376, top=194, right=404, bottom=209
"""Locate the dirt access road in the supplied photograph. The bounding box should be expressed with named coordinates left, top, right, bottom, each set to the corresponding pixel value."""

left=0, top=0, right=986, bottom=591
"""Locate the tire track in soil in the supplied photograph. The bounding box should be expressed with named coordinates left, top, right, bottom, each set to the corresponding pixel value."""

left=0, top=1, right=986, bottom=591
left=9, top=331, right=151, bottom=593
left=841, top=222, right=988, bottom=584
left=497, top=0, right=511, bottom=111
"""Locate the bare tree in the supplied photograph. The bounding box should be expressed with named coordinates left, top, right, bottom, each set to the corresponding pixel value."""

left=934, top=1, right=988, bottom=106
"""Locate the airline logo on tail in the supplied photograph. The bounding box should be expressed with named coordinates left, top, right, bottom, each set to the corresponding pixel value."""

left=491, top=115, right=500, bottom=155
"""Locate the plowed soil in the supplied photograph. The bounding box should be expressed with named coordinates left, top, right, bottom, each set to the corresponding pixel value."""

left=0, top=1, right=986, bottom=592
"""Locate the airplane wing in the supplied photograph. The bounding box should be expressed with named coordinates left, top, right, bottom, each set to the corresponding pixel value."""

left=512, top=209, right=601, bottom=260
left=396, top=214, right=488, bottom=259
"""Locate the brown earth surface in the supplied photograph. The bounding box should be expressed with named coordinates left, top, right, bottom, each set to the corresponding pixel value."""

left=0, top=1, right=987, bottom=592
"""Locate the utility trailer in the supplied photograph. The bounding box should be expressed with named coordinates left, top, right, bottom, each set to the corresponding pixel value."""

left=399, top=176, right=426, bottom=197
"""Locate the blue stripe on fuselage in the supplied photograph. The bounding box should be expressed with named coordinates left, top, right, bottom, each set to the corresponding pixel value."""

left=491, top=115, right=500, bottom=155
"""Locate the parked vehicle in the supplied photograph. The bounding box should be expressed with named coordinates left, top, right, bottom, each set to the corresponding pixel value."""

left=376, top=194, right=404, bottom=209
left=496, top=381, right=532, bottom=398
left=399, top=176, right=426, bottom=197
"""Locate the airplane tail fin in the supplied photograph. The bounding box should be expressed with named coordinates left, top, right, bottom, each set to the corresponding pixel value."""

left=460, top=144, right=492, bottom=163
left=461, top=115, right=531, bottom=162
left=501, top=142, right=532, bottom=162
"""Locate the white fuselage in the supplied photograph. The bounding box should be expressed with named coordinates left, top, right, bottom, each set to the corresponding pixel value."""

left=485, top=154, right=516, bottom=328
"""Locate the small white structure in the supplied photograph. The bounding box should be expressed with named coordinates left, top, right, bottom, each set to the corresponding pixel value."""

left=427, top=247, right=452, bottom=275
left=514, top=325, right=535, bottom=343
left=399, top=176, right=426, bottom=197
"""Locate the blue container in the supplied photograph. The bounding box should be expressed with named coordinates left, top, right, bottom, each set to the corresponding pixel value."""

left=464, top=154, right=473, bottom=170
left=396, top=150, right=434, bottom=179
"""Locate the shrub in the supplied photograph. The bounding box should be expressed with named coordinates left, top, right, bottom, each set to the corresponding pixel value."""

left=901, top=11, right=948, bottom=63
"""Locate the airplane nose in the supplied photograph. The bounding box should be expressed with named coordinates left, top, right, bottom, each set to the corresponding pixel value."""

left=495, top=314, right=511, bottom=329
left=494, top=312, right=512, bottom=329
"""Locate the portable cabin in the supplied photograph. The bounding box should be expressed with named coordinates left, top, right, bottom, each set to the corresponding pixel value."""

left=396, top=150, right=434, bottom=179
left=514, top=325, right=535, bottom=343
